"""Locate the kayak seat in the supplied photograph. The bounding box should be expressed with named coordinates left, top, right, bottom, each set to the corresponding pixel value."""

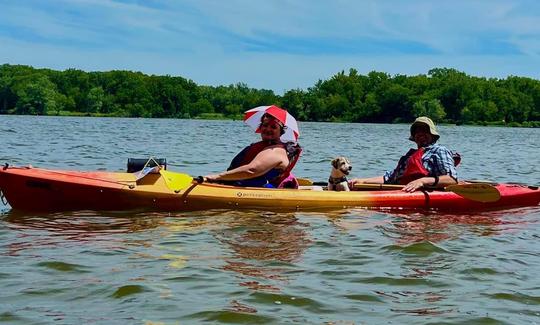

left=127, top=158, right=167, bottom=173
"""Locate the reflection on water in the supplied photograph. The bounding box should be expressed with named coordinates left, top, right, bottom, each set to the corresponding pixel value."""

left=215, top=212, right=312, bottom=293
left=318, top=207, right=533, bottom=245
left=3, top=210, right=164, bottom=234
left=218, top=212, right=311, bottom=262
left=379, top=208, right=535, bottom=245
left=2, top=211, right=165, bottom=258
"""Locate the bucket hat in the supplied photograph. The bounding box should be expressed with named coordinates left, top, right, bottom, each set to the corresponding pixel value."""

left=409, top=116, right=440, bottom=142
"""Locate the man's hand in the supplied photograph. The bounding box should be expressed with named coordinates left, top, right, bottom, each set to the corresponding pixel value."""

left=402, top=178, right=425, bottom=192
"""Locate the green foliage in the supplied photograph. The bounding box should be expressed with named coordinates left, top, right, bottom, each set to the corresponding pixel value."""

left=189, top=98, right=214, bottom=117
left=224, top=103, right=242, bottom=117
left=0, top=64, right=539, bottom=127
left=85, top=87, right=105, bottom=114
left=13, top=74, right=59, bottom=115
left=281, top=89, right=308, bottom=120
left=412, top=99, right=446, bottom=122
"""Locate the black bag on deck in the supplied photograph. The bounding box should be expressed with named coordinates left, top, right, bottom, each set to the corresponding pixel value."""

left=127, top=158, right=167, bottom=173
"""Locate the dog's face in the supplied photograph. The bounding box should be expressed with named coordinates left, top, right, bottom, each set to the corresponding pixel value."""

left=331, top=156, right=352, bottom=176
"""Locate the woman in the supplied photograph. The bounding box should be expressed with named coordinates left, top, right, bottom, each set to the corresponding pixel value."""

left=351, top=116, right=458, bottom=192
left=204, top=113, right=301, bottom=188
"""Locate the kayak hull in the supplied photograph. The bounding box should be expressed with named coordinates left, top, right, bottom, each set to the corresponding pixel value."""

left=1, top=166, right=539, bottom=212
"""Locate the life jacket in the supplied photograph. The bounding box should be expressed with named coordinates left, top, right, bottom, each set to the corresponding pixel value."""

left=227, top=141, right=302, bottom=188
left=397, top=148, right=462, bottom=185
left=274, top=142, right=302, bottom=188
left=227, top=141, right=272, bottom=171
left=398, top=148, right=429, bottom=185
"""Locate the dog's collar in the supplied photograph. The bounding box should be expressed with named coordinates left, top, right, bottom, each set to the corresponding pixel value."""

left=328, top=176, right=348, bottom=185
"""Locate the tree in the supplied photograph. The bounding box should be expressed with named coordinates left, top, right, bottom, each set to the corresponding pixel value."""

left=0, top=73, right=13, bottom=113
left=189, top=98, right=214, bottom=117
left=378, top=83, right=412, bottom=122
left=282, top=89, right=308, bottom=120
left=14, top=75, right=59, bottom=115
left=356, top=93, right=380, bottom=122
left=0, top=64, right=538, bottom=126
left=224, top=103, right=242, bottom=117
left=412, top=99, right=446, bottom=122
left=85, top=87, right=105, bottom=114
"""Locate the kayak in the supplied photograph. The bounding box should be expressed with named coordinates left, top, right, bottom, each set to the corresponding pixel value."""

left=0, top=165, right=539, bottom=212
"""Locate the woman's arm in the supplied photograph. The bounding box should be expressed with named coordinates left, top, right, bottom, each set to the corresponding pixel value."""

left=205, top=147, right=288, bottom=182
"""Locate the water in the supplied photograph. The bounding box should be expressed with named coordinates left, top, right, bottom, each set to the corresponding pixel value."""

left=1, top=116, right=539, bottom=324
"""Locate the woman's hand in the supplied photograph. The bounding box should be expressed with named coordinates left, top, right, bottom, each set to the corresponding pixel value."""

left=204, top=174, right=220, bottom=182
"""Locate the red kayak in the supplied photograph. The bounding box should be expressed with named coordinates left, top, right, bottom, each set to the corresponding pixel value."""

left=1, top=165, right=539, bottom=212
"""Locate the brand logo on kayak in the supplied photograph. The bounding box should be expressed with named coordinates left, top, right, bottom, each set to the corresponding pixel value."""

left=236, top=192, right=273, bottom=198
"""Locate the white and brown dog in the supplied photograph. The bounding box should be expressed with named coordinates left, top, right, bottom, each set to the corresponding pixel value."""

left=328, top=156, right=352, bottom=191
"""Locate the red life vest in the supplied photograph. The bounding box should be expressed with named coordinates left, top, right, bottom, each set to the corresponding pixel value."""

left=228, top=141, right=301, bottom=188
left=231, top=141, right=273, bottom=168
left=274, top=144, right=302, bottom=188
left=398, top=148, right=429, bottom=185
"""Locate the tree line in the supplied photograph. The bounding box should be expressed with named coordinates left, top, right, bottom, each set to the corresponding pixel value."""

left=1, top=64, right=539, bottom=126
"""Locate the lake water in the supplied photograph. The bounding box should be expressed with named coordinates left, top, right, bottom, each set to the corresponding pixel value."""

left=1, top=115, right=539, bottom=324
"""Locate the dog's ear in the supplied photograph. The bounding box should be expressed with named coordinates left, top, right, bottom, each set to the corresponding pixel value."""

left=331, top=158, right=339, bottom=168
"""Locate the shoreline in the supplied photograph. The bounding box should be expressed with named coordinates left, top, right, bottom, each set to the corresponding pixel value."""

left=1, top=112, right=539, bottom=127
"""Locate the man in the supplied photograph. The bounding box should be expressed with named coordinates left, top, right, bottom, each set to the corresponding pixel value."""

left=351, top=116, right=458, bottom=192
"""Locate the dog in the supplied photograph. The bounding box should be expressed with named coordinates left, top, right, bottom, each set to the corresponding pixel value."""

left=328, top=156, right=352, bottom=191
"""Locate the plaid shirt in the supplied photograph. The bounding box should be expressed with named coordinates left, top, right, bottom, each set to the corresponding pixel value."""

left=384, top=144, right=458, bottom=184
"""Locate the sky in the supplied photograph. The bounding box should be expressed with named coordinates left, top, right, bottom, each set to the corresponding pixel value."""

left=1, top=0, right=539, bottom=94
